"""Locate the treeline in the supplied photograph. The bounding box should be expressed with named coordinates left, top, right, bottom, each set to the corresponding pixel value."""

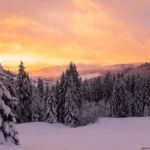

left=1, top=61, right=150, bottom=131
left=15, top=61, right=83, bottom=127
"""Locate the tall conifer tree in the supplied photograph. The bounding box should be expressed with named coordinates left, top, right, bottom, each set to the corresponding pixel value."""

left=16, top=61, right=32, bottom=123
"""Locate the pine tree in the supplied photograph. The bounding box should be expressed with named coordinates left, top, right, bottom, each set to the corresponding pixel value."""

left=45, top=89, right=57, bottom=123
left=82, top=79, right=91, bottom=101
left=44, top=82, right=50, bottom=99
left=31, top=85, right=40, bottom=122
left=144, top=77, right=150, bottom=111
left=63, top=62, right=82, bottom=127
left=103, top=72, right=113, bottom=104
left=37, top=78, right=45, bottom=121
left=57, top=62, right=83, bottom=127
left=16, top=61, right=32, bottom=123
left=91, top=77, right=103, bottom=102
left=63, top=82, right=80, bottom=127
left=111, top=77, right=129, bottom=117
left=57, top=72, right=67, bottom=123
left=55, top=79, right=60, bottom=104
left=0, top=81, right=20, bottom=145
left=124, top=75, right=136, bottom=116
left=37, top=78, right=44, bottom=100
left=132, top=75, right=144, bottom=117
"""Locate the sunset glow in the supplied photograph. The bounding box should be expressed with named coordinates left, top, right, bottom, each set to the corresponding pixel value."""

left=0, top=0, right=150, bottom=72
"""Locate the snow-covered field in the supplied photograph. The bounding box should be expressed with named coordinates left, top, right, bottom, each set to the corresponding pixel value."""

left=1, top=117, right=150, bottom=150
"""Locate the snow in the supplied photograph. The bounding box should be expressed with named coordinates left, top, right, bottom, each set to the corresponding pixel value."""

left=1, top=117, right=150, bottom=150
left=81, top=72, right=101, bottom=80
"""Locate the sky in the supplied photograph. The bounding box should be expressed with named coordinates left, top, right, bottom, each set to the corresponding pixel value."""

left=0, top=0, right=150, bottom=72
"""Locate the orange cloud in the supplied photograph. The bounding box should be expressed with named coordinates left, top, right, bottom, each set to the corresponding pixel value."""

left=0, top=0, right=150, bottom=73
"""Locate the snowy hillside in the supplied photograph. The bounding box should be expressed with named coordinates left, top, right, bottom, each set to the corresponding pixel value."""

left=81, top=72, right=101, bottom=80
left=2, top=117, right=150, bottom=150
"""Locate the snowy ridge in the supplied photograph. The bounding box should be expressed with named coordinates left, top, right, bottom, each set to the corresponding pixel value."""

left=81, top=72, right=101, bottom=80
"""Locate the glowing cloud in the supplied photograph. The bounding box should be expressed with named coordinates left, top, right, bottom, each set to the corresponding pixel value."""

left=0, top=0, right=150, bottom=72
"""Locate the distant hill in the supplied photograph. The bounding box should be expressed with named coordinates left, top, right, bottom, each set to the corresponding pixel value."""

left=30, top=64, right=104, bottom=80
left=3, top=62, right=149, bottom=85
left=30, top=63, right=140, bottom=80
left=123, top=63, right=150, bottom=77
left=87, top=63, right=150, bottom=84
left=0, top=64, right=54, bottom=86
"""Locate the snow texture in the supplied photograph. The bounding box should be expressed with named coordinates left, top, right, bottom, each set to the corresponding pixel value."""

left=1, top=117, right=150, bottom=150
left=0, top=81, right=20, bottom=145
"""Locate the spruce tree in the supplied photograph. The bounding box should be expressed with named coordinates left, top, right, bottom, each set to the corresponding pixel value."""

left=144, top=77, right=150, bottom=110
left=57, top=62, right=83, bottom=127
left=37, top=78, right=44, bottom=101
left=132, top=75, right=144, bottom=117
left=16, top=61, right=32, bottom=123
left=124, top=75, right=136, bottom=116
left=55, top=79, right=60, bottom=104
left=63, top=62, right=82, bottom=127
left=64, top=85, right=80, bottom=127
left=111, top=77, right=129, bottom=117
left=37, top=78, right=45, bottom=121
left=91, top=77, right=103, bottom=102
left=57, top=72, right=67, bottom=123
left=0, top=81, right=20, bottom=145
left=45, top=89, right=57, bottom=123
left=103, top=72, right=113, bottom=104
left=32, top=85, right=40, bottom=122
left=82, top=79, right=91, bottom=101
left=44, top=83, right=50, bottom=100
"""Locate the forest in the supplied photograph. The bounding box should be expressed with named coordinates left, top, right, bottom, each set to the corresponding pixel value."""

left=0, top=61, right=150, bottom=145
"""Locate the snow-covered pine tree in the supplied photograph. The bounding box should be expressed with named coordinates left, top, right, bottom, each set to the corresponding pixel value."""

left=82, top=79, right=91, bottom=102
left=0, top=81, right=20, bottom=145
left=63, top=62, right=83, bottom=127
left=72, top=63, right=83, bottom=108
left=16, top=61, right=32, bottom=123
left=125, top=75, right=134, bottom=94
left=55, top=79, right=60, bottom=104
left=91, top=77, right=103, bottom=102
left=31, top=85, right=40, bottom=122
left=111, top=76, right=129, bottom=117
left=57, top=72, right=67, bottom=123
left=37, top=78, right=45, bottom=121
left=37, top=78, right=44, bottom=101
left=44, top=82, right=50, bottom=99
left=124, top=75, right=136, bottom=116
left=143, top=77, right=150, bottom=115
left=103, top=72, right=113, bottom=104
left=45, top=89, right=57, bottom=123
left=131, top=75, right=136, bottom=96
left=63, top=82, right=80, bottom=127
left=132, top=75, right=144, bottom=117
left=146, top=77, right=150, bottom=116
